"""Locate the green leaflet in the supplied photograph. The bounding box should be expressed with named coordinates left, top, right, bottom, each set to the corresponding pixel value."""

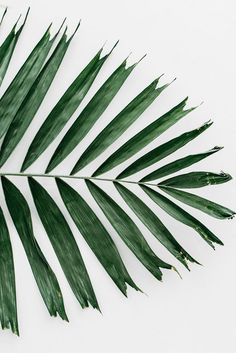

left=159, top=171, right=232, bottom=189
left=0, top=22, right=56, bottom=139
left=114, top=182, right=198, bottom=268
left=28, top=177, right=99, bottom=310
left=86, top=180, right=171, bottom=280
left=73, top=76, right=170, bottom=174
left=159, top=185, right=235, bottom=220
left=142, top=185, right=223, bottom=248
left=1, top=176, right=68, bottom=320
left=56, top=178, right=139, bottom=296
left=22, top=44, right=116, bottom=172
left=0, top=207, right=18, bottom=335
left=0, top=27, right=72, bottom=167
left=141, top=147, right=222, bottom=182
left=93, top=97, right=194, bottom=177
left=0, top=7, right=7, bottom=27
left=46, top=57, right=137, bottom=175
left=0, top=9, right=29, bottom=86
left=117, top=121, right=212, bottom=179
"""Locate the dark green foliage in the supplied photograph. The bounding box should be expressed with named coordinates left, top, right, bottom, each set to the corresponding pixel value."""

left=0, top=9, right=233, bottom=335
left=0, top=207, right=18, bottom=335
left=28, top=177, right=99, bottom=310
left=2, top=177, right=67, bottom=321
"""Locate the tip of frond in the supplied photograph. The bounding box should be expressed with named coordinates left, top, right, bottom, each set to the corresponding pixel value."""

left=228, top=212, right=236, bottom=220
left=53, top=17, right=67, bottom=39
left=136, top=53, right=147, bottom=65
left=13, top=13, right=22, bottom=31
left=167, top=76, right=177, bottom=86
left=158, top=76, right=176, bottom=91
left=212, top=145, right=224, bottom=151
left=15, top=8, right=30, bottom=31
left=203, top=119, right=213, bottom=127
left=67, top=20, right=81, bottom=42
left=46, top=22, right=53, bottom=38
left=22, top=7, right=30, bottom=25
left=100, top=40, right=119, bottom=59
left=219, top=170, right=233, bottom=182
left=123, top=52, right=147, bottom=69
left=108, top=40, right=119, bottom=54
left=0, top=7, right=7, bottom=27
left=172, top=266, right=182, bottom=279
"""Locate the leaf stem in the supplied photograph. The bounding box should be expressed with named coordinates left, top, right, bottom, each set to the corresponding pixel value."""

left=0, top=172, right=157, bottom=187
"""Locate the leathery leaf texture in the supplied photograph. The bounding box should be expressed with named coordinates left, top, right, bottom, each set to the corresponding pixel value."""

left=0, top=7, right=234, bottom=335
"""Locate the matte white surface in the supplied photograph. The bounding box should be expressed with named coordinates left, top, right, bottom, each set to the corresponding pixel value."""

left=0, top=0, right=235, bottom=352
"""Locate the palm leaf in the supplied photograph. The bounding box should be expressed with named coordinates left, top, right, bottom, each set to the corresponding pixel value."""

left=0, top=11, right=233, bottom=334
left=141, top=185, right=223, bottom=248
left=86, top=179, right=172, bottom=280
left=0, top=8, right=29, bottom=86
left=141, top=146, right=222, bottom=182
left=1, top=176, right=68, bottom=320
left=159, top=185, right=235, bottom=219
left=0, top=21, right=57, bottom=139
left=45, top=54, right=139, bottom=174
left=158, top=171, right=232, bottom=188
left=71, top=75, right=169, bottom=174
left=21, top=42, right=117, bottom=172
left=0, top=207, right=18, bottom=335
left=56, top=177, right=139, bottom=295
left=116, top=121, right=212, bottom=179
left=28, top=177, right=99, bottom=310
left=92, top=97, right=195, bottom=177
left=113, top=181, right=198, bottom=268
left=0, top=25, right=72, bottom=166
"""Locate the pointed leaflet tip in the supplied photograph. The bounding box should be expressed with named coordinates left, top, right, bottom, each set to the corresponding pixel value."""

left=13, top=14, right=22, bottom=30
left=99, top=40, right=119, bottom=60
left=106, top=39, right=119, bottom=56
left=0, top=7, right=7, bottom=25
left=166, top=76, right=177, bottom=87
left=45, top=22, right=53, bottom=39
left=203, top=119, right=213, bottom=128
left=14, top=7, right=30, bottom=34
left=136, top=53, right=147, bottom=65
left=123, top=52, right=147, bottom=69
left=22, top=7, right=30, bottom=27
left=67, top=20, right=81, bottom=42
left=156, top=75, right=177, bottom=91
left=172, top=266, right=182, bottom=279
left=53, top=17, right=67, bottom=39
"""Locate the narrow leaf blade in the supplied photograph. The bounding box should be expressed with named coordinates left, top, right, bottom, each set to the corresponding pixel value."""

left=73, top=76, right=170, bottom=174
left=0, top=23, right=55, bottom=139
left=141, top=146, right=222, bottom=182
left=0, top=7, right=7, bottom=28
left=28, top=177, right=99, bottom=309
left=159, top=186, right=235, bottom=220
left=113, top=182, right=198, bottom=268
left=0, top=9, right=29, bottom=86
left=0, top=29, right=71, bottom=167
left=47, top=58, right=137, bottom=174
left=0, top=207, right=18, bottom=335
left=118, top=121, right=212, bottom=179
left=22, top=45, right=115, bottom=172
left=86, top=180, right=172, bottom=280
left=2, top=176, right=68, bottom=320
left=93, top=97, right=194, bottom=177
left=142, top=185, right=223, bottom=248
left=56, top=178, right=139, bottom=296
left=159, top=171, right=232, bottom=189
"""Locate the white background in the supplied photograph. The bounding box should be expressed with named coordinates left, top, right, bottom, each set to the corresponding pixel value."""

left=0, top=0, right=236, bottom=352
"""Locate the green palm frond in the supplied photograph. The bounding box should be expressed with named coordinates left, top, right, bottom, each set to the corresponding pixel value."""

left=0, top=8, right=234, bottom=335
